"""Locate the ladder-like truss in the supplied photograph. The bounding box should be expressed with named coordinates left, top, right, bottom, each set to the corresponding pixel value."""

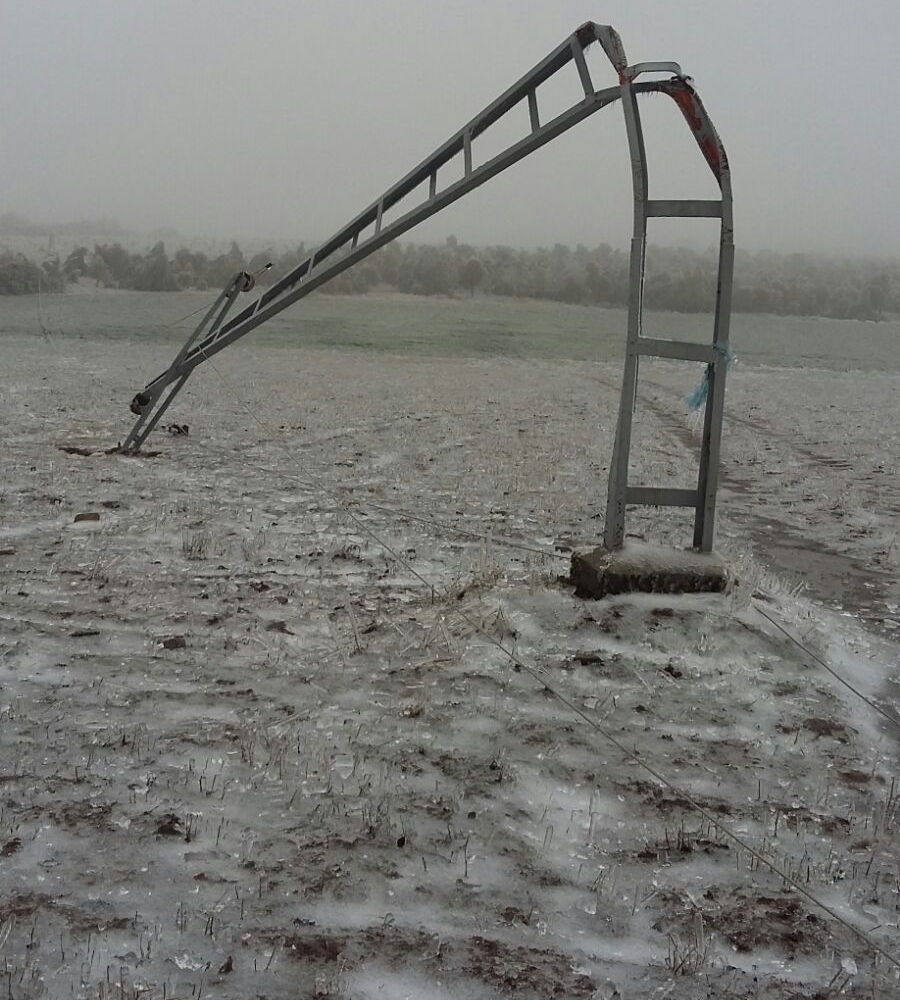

left=122, top=21, right=733, bottom=553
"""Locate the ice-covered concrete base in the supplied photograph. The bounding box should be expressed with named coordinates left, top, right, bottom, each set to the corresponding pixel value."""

left=570, top=540, right=729, bottom=599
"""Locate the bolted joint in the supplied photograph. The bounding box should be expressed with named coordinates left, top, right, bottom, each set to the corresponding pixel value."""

left=130, top=392, right=151, bottom=415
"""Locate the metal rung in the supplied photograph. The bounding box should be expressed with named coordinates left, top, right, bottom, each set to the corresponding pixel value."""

left=625, top=487, right=698, bottom=507
left=628, top=61, right=684, bottom=79
left=637, top=337, right=718, bottom=363
left=646, top=199, right=721, bottom=218
left=527, top=89, right=540, bottom=131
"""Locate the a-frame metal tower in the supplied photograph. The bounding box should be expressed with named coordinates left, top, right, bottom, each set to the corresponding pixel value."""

left=121, top=22, right=733, bottom=553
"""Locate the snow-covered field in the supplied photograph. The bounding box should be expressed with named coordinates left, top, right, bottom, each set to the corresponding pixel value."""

left=1, top=290, right=899, bottom=998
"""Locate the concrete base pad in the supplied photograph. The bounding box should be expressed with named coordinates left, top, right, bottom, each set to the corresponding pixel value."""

left=570, top=541, right=728, bottom=599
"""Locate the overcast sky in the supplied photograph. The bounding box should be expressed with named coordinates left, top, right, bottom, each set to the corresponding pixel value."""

left=2, top=0, right=898, bottom=256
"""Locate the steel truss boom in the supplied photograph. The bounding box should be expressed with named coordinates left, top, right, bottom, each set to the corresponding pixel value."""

left=122, top=22, right=733, bottom=553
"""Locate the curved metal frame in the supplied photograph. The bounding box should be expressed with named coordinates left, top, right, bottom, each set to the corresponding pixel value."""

left=604, top=61, right=734, bottom=552
left=121, top=22, right=733, bottom=552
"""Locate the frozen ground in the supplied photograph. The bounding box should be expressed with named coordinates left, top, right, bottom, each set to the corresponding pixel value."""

left=1, top=291, right=899, bottom=998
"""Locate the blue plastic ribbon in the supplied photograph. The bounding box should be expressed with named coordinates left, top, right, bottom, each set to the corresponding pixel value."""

left=684, top=343, right=733, bottom=410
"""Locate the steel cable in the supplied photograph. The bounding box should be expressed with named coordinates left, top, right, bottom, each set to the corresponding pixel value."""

left=752, top=601, right=900, bottom=734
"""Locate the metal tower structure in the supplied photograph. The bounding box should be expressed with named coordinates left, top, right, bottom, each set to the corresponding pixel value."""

left=121, top=22, right=733, bottom=552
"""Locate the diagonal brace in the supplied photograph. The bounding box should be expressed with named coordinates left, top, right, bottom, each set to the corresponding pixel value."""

left=119, top=270, right=253, bottom=452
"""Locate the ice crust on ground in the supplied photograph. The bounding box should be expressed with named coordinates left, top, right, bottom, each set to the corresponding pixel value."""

left=0, top=292, right=898, bottom=998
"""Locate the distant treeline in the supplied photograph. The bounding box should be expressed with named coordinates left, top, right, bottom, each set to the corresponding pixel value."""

left=2, top=237, right=897, bottom=321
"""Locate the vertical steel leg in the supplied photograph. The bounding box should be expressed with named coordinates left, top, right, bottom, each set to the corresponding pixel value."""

left=604, top=235, right=645, bottom=549
left=604, top=80, right=648, bottom=550
left=694, top=231, right=734, bottom=550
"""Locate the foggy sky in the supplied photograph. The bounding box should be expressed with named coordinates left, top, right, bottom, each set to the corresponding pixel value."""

left=3, top=0, right=898, bottom=256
